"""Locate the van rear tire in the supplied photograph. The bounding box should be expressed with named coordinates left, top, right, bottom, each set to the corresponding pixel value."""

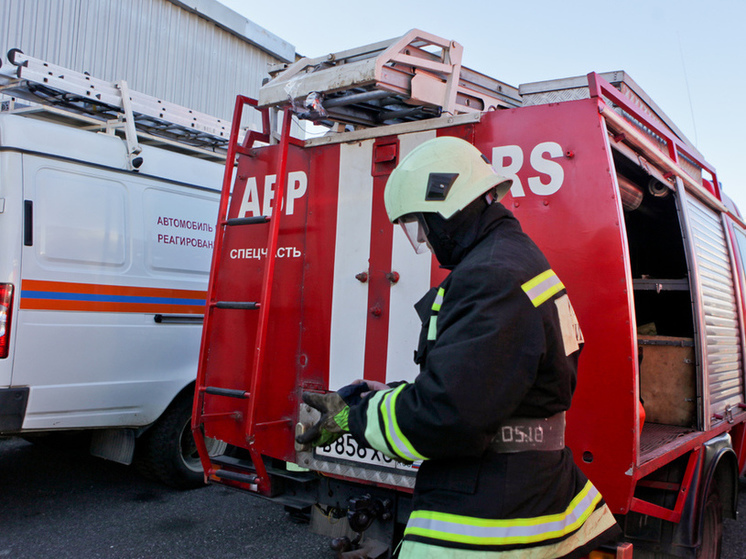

left=135, top=393, right=227, bottom=489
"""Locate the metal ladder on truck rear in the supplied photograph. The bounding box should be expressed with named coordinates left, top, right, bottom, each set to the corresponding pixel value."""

left=0, top=48, right=240, bottom=165
left=191, top=98, right=298, bottom=495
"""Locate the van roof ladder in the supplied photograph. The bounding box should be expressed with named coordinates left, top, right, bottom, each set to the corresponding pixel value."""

left=0, top=49, right=245, bottom=166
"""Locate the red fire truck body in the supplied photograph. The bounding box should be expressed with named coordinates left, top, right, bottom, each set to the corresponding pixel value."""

left=194, top=31, right=745, bottom=558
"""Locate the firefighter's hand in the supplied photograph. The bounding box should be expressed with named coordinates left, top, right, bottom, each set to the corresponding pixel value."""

left=336, top=381, right=373, bottom=406
left=296, top=391, right=350, bottom=447
left=352, top=379, right=389, bottom=398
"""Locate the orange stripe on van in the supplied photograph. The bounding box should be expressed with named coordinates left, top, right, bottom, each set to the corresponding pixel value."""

left=21, top=280, right=207, bottom=300
left=20, top=279, right=207, bottom=314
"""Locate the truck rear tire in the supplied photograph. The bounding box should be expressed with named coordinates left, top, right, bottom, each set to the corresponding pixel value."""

left=697, top=484, right=722, bottom=559
left=135, top=393, right=227, bottom=489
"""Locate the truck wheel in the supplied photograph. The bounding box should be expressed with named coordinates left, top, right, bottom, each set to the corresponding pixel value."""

left=698, top=484, right=722, bottom=559
left=135, top=394, right=227, bottom=489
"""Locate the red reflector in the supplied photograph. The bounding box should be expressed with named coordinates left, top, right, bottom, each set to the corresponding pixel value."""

left=0, top=283, right=14, bottom=358
left=616, top=542, right=634, bottom=558
left=585, top=542, right=633, bottom=559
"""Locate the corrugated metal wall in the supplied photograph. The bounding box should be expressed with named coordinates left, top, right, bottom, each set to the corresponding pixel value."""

left=0, top=0, right=292, bottom=123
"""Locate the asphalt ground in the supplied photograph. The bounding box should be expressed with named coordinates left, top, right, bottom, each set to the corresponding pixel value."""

left=0, top=437, right=330, bottom=559
left=1, top=436, right=745, bottom=558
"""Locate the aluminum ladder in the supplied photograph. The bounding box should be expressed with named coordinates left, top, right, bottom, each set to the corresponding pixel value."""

left=258, top=28, right=521, bottom=128
left=0, top=48, right=242, bottom=166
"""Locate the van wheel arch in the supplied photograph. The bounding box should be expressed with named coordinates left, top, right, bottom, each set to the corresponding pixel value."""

left=134, top=386, right=227, bottom=489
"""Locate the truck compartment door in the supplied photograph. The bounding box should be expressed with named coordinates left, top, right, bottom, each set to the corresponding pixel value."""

left=680, top=188, right=744, bottom=429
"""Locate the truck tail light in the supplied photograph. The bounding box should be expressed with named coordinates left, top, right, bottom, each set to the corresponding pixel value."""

left=0, top=283, right=14, bottom=358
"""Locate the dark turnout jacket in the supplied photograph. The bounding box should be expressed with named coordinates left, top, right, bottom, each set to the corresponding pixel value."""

left=348, top=203, right=619, bottom=558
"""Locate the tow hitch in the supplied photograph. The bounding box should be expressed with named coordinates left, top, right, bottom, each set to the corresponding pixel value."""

left=331, top=495, right=393, bottom=559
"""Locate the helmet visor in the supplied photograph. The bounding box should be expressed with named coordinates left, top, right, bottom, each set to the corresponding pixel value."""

left=399, top=214, right=430, bottom=254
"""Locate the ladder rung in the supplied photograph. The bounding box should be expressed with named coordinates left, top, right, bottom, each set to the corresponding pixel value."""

left=204, top=386, right=250, bottom=399
left=255, top=419, right=292, bottom=430
left=213, top=469, right=259, bottom=485
left=212, top=455, right=317, bottom=484
left=224, top=216, right=270, bottom=226
left=211, top=455, right=256, bottom=470
left=199, top=411, right=242, bottom=423
left=215, top=301, right=260, bottom=310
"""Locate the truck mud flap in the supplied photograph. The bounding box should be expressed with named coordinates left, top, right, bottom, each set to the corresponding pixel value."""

left=0, top=387, right=29, bottom=432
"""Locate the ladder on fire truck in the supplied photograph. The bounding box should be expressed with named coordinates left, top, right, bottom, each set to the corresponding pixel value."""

left=192, top=96, right=295, bottom=494
left=0, top=48, right=241, bottom=166
left=258, top=28, right=521, bottom=127
left=191, top=29, right=523, bottom=495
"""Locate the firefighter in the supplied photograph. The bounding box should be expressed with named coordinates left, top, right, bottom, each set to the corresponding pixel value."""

left=297, top=136, right=621, bottom=558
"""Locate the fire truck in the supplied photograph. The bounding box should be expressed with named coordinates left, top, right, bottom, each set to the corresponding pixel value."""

left=194, top=30, right=745, bottom=558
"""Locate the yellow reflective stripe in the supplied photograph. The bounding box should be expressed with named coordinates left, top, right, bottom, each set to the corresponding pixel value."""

left=431, top=287, right=445, bottom=311
left=380, top=384, right=427, bottom=461
left=404, top=481, right=601, bottom=546
left=521, top=269, right=565, bottom=307
left=363, top=390, right=400, bottom=460
left=334, top=406, right=349, bottom=431
left=400, top=504, right=618, bottom=558
left=427, top=287, right=445, bottom=341
left=427, top=315, right=438, bottom=341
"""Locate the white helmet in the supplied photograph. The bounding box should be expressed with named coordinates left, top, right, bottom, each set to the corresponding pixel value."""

left=384, top=136, right=512, bottom=253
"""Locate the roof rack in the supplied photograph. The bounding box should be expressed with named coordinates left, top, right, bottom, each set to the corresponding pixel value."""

left=258, top=29, right=521, bottom=128
left=0, top=49, right=246, bottom=166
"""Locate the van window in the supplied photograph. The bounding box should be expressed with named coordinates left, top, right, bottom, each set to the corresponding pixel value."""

left=36, top=168, right=127, bottom=268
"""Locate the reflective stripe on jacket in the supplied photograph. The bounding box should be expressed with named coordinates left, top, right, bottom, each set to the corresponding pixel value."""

left=405, top=480, right=601, bottom=546
left=400, top=502, right=618, bottom=558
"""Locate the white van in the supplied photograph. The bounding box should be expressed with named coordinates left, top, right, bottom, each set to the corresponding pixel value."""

left=0, top=106, right=228, bottom=487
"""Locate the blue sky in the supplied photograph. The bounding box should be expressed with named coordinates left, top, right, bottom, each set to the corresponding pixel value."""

left=221, top=0, right=746, bottom=212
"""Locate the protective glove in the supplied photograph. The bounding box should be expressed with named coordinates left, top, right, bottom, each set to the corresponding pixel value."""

left=296, top=391, right=351, bottom=447
left=336, top=381, right=371, bottom=406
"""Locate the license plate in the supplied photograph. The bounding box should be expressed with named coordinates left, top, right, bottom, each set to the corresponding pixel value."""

left=315, top=434, right=419, bottom=473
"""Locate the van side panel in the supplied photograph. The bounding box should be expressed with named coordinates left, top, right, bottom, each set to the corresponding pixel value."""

left=0, top=151, right=23, bottom=388
left=472, top=101, right=638, bottom=513
left=15, top=154, right=218, bottom=430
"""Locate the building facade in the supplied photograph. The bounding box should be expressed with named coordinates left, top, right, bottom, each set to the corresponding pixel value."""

left=0, top=0, right=295, bottom=123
